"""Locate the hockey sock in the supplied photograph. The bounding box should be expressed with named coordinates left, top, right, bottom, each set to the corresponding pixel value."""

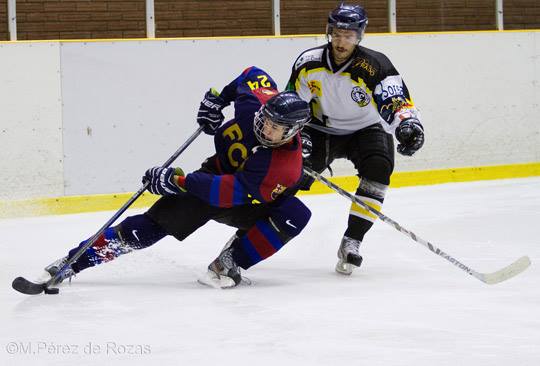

left=232, top=196, right=311, bottom=270
left=346, top=176, right=388, bottom=241
left=231, top=219, right=286, bottom=270
left=69, top=214, right=167, bottom=273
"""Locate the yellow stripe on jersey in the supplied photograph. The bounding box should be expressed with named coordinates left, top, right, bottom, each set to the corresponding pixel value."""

left=349, top=195, right=382, bottom=222
left=295, top=67, right=333, bottom=93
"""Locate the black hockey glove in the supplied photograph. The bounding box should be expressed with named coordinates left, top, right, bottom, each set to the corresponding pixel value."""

left=197, top=89, right=227, bottom=135
left=143, top=167, right=186, bottom=195
left=297, top=170, right=315, bottom=191
left=395, top=118, right=424, bottom=156
left=300, top=130, right=313, bottom=159
left=297, top=130, right=315, bottom=190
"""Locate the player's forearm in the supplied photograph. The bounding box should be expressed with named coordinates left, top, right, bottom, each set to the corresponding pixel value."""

left=183, top=172, right=250, bottom=208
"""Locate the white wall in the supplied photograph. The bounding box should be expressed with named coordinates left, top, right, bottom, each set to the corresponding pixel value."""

left=0, top=32, right=538, bottom=199
left=0, top=42, right=63, bottom=200
left=360, top=31, right=540, bottom=174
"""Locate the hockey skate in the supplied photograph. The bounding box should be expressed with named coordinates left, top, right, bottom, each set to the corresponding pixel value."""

left=43, top=256, right=76, bottom=284
left=335, top=236, right=363, bottom=275
left=199, top=246, right=242, bottom=289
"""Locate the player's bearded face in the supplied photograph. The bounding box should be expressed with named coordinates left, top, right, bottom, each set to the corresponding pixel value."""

left=262, top=117, right=287, bottom=143
left=329, top=28, right=358, bottom=64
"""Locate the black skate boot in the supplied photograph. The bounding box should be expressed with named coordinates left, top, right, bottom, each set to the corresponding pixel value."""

left=201, top=246, right=242, bottom=288
left=335, top=236, right=363, bottom=275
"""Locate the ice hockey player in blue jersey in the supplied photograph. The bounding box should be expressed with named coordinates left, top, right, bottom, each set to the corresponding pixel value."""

left=44, top=66, right=312, bottom=289
left=287, top=3, right=425, bottom=275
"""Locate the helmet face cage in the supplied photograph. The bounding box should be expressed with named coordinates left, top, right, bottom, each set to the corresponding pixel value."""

left=254, top=107, right=305, bottom=148
left=326, top=3, right=368, bottom=44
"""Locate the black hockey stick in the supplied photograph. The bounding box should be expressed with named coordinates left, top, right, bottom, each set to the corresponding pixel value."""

left=304, top=167, right=531, bottom=285
left=12, top=126, right=205, bottom=295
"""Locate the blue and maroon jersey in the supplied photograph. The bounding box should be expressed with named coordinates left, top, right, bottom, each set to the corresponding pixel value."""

left=183, top=67, right=303, bottom=208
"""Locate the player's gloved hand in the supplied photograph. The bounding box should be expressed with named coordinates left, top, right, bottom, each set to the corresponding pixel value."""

left=297, top=170, right=315, bottom=191
left=143, top=167, right=186, bottom=195
left=197, top=88, right=227, bottom=135
left=395, top=118, right=424, bottom=156
left=300, top=130, right=312, bottom=159
left=297, top=130, right=315, bottom=190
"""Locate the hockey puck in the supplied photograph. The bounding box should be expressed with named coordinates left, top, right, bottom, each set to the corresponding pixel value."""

left=44, top=287, right=60, bottom=295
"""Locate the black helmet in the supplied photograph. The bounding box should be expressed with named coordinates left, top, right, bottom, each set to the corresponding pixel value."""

left=254, top=91, right=311, bottom=147
left=327, top=3, right=368, bottom=43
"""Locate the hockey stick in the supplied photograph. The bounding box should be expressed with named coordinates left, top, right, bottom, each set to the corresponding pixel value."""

left=303, top=167, right=531, bottom=285
left=12, top=126, right=205, bottom=295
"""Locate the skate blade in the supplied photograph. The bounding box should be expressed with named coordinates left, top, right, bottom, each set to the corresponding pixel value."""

left=335, top=260, right=354, bottom=275
left=197, top=271, right=237, bottom=289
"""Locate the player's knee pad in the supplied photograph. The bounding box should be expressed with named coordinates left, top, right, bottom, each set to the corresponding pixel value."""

left=269, top=196, right=311, bottom=239
left=357, top=154, right=393, bottom=185
left=232, top=197, right=311, bottom=270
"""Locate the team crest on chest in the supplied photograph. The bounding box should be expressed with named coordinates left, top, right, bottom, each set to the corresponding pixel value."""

left=351, top=86, right=371, bottom=107
left=271, top=184, right=287, bottom=200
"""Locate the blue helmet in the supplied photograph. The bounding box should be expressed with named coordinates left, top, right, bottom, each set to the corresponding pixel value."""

left=254, top=91, right=311, bottom=147
left=327, top=3, right=368, bottom=43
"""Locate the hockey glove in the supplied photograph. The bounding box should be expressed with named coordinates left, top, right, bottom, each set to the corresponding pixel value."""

left=300, top=130, right=313, bottom=160
left=197, top=88, right=227, bottom=135
left=143, top=167, right=186, bottom=195
left=296, top=131, right=315, bottom=190
left=296, top=171, right=315, bottom=191
left=395, top=118, right=425, bottom=156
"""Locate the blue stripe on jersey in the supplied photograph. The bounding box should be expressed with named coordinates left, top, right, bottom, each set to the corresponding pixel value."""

left=210, top=176, right=221, bottom=206
left=233, top=180, right=246, bottom=205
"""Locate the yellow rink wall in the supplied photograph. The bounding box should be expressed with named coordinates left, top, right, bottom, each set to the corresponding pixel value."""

left=1, top=162, right=539, bottom=219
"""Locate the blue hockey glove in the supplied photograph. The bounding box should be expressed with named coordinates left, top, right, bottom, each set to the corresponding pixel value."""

left=395, top=118, right=424, bottom=156
left=197, top=88, right=228, bottom=135
left=143, top=167, right=186, bottom=195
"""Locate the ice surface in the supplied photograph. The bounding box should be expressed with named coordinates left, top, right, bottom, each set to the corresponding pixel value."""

left=1, top=178, right=539, bottom=366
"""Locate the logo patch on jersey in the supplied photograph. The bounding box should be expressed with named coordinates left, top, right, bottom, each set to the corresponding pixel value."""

left=308, top=80, right=322, bottom=97
left=353, top=58, right=377, bottom=76
left=270, top=184, right=287, bottom=200
left=252, top=87, right=278, bottom=104
left=294, top=52, right=321, bottom=69
left=377, top=75, right=405, bottom=101
left=351, top=86, right=371, bottom=107
left=391, top=97, right=414, bottom=112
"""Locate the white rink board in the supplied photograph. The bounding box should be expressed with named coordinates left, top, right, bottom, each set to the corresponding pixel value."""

left=0, top=32, right=539, bottom=198
left=0, top=42, right=63, bottom=200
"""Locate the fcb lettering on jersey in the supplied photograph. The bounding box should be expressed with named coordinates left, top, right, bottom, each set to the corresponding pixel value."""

left=184, top=66, right=303, bottom=208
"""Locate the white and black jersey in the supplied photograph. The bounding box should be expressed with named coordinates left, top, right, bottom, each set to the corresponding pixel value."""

left=287, top=44, right=419, bottom=135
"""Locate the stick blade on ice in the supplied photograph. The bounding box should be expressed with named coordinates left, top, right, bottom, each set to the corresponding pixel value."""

left=478, top=256, right=531, bottom=285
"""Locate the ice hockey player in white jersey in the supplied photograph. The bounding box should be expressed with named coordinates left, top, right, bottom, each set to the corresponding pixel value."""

left=287, top=2, right=425, bottom=275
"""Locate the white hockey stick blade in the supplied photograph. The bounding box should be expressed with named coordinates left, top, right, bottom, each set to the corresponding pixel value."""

left=475, top=256, right=531, bottom=285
